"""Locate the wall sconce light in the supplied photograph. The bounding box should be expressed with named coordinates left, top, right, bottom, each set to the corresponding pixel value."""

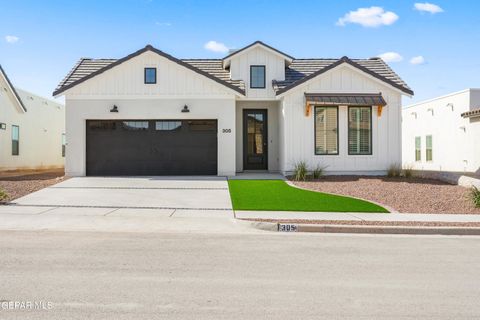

left=427, top=108, right=434, bottom=115
left=0, top=123, right=6, bottom=130
left=459, top=125, right=466, bottom=132
left=446, top=103, right=453, bottom=111
left=110, top=105, right=119, bottom=113
left=181, top=105, right=190, bottom=113
left=411, top=112, right=417, bottom=119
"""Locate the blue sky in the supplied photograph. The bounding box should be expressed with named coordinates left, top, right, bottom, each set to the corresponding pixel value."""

left=0, top=0, right=478, bottom=104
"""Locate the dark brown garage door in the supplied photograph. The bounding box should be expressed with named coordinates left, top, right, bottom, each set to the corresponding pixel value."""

left=86, top=120, right=217, bottom=176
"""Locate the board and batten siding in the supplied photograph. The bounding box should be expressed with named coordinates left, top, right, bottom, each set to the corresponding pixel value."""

left=63, top=50, right=238, bottom=176
left=65, top=51, right=235, bottom=98
left=402, top=89, right=480, bottom=173
left=279, top=64, right=402, bottom=174
left=229, top=46, right=285, bottom=99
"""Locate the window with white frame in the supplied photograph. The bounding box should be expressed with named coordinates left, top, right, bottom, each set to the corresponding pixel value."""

left=415, top=136, right=421, bottom=161
left=426, top=135, right=433, bottom=161
left=12, top=125, right=19, bottom=156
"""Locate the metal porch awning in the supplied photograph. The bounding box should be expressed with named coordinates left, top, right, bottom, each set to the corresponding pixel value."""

left=461, top=108, right=480, bottom=118
left=304, top=93, right=387, bottom=107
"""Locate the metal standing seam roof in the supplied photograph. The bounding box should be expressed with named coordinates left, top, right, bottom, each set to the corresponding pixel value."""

left=54, top=45, right=412, bottom=96
left=305, top=93, right=387, bottom=106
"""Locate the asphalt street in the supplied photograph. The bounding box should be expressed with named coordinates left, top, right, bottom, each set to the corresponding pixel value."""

left=1, top=231, right=479, bottom=319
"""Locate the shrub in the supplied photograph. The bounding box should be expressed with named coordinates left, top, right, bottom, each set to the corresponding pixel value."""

left=470, top=186, right=480, bottom=208
left=0, top=188, right=8, bottom=202
left=312, top=165, right=325, bottom=179
left=387, top=164, right=402, bottom=178
left=403, top=165, right=414, bottom=179
left=293, top=161, right=308, bottom=181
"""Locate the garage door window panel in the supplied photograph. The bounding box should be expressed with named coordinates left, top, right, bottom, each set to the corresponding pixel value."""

left=188, top=120, right=217, bottom=132
left=122, top=121, right=149, bottom=131
left=155, top=121, right=182, bottom=131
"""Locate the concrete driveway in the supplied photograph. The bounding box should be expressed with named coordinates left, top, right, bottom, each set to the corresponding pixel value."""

left=8, top=176, right=232, bottom=214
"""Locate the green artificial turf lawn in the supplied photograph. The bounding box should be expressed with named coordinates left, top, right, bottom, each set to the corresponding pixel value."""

left=228, top=180, right=389, bottom=213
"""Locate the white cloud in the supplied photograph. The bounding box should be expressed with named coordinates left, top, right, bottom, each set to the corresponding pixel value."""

left=414, top=2, right=444, bottom=14
left=410, top=56, right=426, bottom=65
left=155, top=22, right=172, bottom=26
left=5, top=35, right=19, bottom=43
left=204, top=40, right=229, bottom=54
left=377, top=52, right=403, bottom=63
left=336, top=6, right=399, bottom=27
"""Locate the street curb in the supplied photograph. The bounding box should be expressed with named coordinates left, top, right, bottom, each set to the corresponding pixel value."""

left=242, top=220, right=480, bottom=235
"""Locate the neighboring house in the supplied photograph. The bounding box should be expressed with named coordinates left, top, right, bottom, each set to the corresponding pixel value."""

left=54, top=41, right=413, bottom=177
left=403, top=89, right=480, bottom=175
left=0, top=65, right=65, bottom=171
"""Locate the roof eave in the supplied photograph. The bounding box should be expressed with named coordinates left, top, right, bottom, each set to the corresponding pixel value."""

left=54, top=45, right=246, bottom=97
left=222, top=41, right=294, bottom=68
left=0, top=65, right=27, bottom=112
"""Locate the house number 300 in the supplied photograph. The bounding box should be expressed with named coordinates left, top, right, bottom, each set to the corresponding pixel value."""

left=222, top=129, right=231, bottom=133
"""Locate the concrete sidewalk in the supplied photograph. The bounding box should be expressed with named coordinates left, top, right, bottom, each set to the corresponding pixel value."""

left=0, top=205, right=262, bottom=234
left=235, top=210, right=480, bottom=223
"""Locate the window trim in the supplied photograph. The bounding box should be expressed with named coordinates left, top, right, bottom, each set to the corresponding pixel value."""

left=348, top=106, right=373, bottom=156
left=314, top=106, right=339, bottom=155
left=144, top=67, right=157, bottom=84
left=11, top=125, right=19, bottom=156
left=250, top=65, right=266, bottom=89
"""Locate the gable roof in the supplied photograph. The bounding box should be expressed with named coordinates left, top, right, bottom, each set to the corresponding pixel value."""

left=0, top=64, right=27, bottom=112
left=274, top=56, right=413, bottom=96
left=54, top=45, right=246, bottom=96
left=54, top=44, right=412, bottom=98
left=223, top=41, right=295, bottom=63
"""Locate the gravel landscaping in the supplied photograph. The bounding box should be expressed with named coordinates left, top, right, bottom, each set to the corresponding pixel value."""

left=292, top=176, right=480, bottom=214
left=0, top=169, right=66, bottom=201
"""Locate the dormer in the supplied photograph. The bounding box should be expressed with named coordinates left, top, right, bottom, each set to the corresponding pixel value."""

left=223, top=41, right=293, bottom=99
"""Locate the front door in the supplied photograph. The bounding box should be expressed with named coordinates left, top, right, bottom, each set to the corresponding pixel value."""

left=243, top=109, right=268, bottom=170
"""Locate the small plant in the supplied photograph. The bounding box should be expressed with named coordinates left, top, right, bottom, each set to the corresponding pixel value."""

left=470, top=186, right=480, bottom=208
left=403, top=165, right=414, bottom=179
left=387, top=164, right=402, bottom=178
left=312, top=165, right=325, bottom=179
left=0, top=188, right=8, bottom=202
left=293, top=161, right=308, bottom=181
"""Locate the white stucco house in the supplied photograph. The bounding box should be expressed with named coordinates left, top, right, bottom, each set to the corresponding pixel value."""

left=0, top=65, right=65, bottom=171
left=403, top=89, right=480, bottom=175
left=54, top=41, right=413, bottom=177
